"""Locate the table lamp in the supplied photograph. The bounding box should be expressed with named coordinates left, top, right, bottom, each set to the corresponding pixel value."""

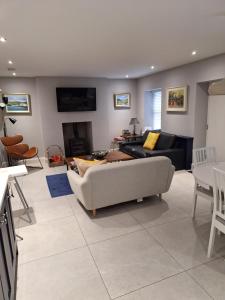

left=129, top=118, right=140, bottom=135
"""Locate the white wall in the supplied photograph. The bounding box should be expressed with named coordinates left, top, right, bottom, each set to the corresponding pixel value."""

left=0, top=77, right=44, bottom=154
left=0, top=77, right=137, bottom=157
left=1, top=53, right=225, bottom=160
left=136, top=54, right=225, bottom=147
left=194, top=82, right=208, bottom=148
left=207, top=95, right=225, bottom=161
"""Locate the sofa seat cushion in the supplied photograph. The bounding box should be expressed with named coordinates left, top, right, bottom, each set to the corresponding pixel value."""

left=155, top=132, right=176, bottom=150
left=144, top=148, right=183, bottom=157
left=122, top=145, right=146, bottom=158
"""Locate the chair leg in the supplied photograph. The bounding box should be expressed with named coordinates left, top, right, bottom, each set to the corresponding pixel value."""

left=92, top=209, right=96, bottom=217
left=192, top=182, right=198, bottom=219
left=25, top=155, right=43, bottom=169
left=37, top=154, right=43, bottom=169
left=207, top=220, right=216, bottom=258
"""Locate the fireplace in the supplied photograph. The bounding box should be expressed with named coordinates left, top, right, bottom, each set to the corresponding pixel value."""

left=62, top=122, right=93, bottom=157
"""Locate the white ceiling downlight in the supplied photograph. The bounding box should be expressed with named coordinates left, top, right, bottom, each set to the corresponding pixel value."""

left=0, top=0, right=225, bottom=78
left=0, top=36, right=6, bottom=43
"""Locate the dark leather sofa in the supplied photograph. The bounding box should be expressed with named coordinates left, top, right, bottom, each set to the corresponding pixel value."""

left=119, top=130, right=193, bottom=170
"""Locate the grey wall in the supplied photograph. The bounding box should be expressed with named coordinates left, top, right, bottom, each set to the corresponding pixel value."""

left=0, top=77, right=137, bottom=157
left=136, top=54, right=225, bottom=147
left=194, top=82, right=209, bottom=148
left=1, top=53, right=225, bottom=159
left=0, top=77, right=44, bottom=155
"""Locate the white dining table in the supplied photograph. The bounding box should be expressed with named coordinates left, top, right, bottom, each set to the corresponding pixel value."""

left=192, top=162, right=225, bottom=187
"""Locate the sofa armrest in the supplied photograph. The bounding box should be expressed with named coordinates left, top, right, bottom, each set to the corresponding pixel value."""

left=165, top=165, right=175, bottom=191
left=67, top=170, right=92, bottom=209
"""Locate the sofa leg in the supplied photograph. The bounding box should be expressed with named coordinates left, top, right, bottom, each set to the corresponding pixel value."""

left=92, top=209, right=96, bottom=217
left=137, top=198, right=143, bottom=203
left=159, top=194, right=162, bottom=200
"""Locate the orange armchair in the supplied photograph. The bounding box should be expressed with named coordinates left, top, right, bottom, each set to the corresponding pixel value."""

left=0, top=135, right=43, bottom=168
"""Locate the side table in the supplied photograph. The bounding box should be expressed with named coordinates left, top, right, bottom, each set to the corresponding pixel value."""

left=121, top=134, right=142, bottom=142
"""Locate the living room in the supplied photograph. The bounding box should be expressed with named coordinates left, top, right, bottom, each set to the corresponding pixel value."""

left=1, top=1, right=225, bottom=300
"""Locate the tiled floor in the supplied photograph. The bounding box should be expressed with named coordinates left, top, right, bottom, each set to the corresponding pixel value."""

left=12, top=163, right=225, bottom=300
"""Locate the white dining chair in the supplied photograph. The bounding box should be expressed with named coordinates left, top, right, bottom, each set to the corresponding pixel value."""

left=207, top=167, right=225, bottom=258
left=192, top=147, right=216, bottom=218
left=192, top=146, right=216, bottom=167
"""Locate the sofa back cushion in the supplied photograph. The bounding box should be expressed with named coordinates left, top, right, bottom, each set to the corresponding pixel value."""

left=86, top=156, right=174, bottom=209
left=142, top=130, right=150, bottom=143
left=155, top=132, right=176, bottom=150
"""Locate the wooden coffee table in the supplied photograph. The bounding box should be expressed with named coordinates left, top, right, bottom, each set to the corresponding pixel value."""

left=65, top=150, right=134, bottom=169
left=105, top=150, right=134, bottom=162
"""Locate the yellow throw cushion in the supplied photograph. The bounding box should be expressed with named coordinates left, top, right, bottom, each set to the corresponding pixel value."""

left=73, top=158, right=107, bottom=177
left=143, top=132, right=160, bottom=150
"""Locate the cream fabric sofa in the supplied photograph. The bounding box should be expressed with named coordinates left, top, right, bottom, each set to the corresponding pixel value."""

left=67, top=156, right=175, bottom=216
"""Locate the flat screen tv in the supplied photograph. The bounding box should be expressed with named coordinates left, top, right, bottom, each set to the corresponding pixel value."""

left=56, top=87, right=96, bottom=112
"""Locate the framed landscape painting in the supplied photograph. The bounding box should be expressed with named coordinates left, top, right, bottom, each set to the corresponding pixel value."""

left=4, top=93, right=31, bottom=114
left=166, top=86, right=187, bottom=112
left=114, top=93, right=131, bottom=109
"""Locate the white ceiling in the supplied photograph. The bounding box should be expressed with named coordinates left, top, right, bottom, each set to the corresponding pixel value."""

left=0, top=0, right=225, bottom=79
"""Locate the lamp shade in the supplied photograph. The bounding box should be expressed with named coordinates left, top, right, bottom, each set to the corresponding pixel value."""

left=9, top=117, right=17, bottom=124
left=129, top=118, right=140, bottom=125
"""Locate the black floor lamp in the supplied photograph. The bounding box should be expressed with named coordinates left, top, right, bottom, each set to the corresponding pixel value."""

left=3, top=117, right=17, bottom=137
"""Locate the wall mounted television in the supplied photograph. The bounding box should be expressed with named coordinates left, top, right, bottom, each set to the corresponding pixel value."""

left=56, top=87, right=96, bottom=112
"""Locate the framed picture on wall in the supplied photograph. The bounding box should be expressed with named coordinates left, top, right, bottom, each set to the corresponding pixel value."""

left=166, top=86, right=187, bottom=112
left=3, top=93, right=31, bottom=114
left=114, top=93, right=131, bottom=109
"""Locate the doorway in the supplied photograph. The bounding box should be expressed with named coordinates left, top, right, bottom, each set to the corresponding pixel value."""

left=207, top=95, right=225, bottom=161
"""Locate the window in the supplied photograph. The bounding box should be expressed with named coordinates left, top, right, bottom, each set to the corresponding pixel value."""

left=144, top=89, right=162, bottom=131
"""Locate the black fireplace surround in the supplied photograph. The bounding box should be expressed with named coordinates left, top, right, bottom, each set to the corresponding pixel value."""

left=62, top=122, right=93, bottom=157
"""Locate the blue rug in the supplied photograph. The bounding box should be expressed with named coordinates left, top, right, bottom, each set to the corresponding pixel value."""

left=46, top=173, right=74, bottom=198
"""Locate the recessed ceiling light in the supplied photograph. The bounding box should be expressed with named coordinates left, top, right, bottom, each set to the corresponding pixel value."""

left=192, top=50, right=197, bottom=56
left=0, top=36, right=7, bottom=43
left=8, top=60, right=13, bottom=64
left=12, top=72, right=16, bottom=76
left=125, top=75, right=129, bottom=78
left=150, top=65, right=155, bottom=70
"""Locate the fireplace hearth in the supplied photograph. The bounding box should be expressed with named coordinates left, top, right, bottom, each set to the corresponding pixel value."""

left=62, top=122, right=93, bottom=157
